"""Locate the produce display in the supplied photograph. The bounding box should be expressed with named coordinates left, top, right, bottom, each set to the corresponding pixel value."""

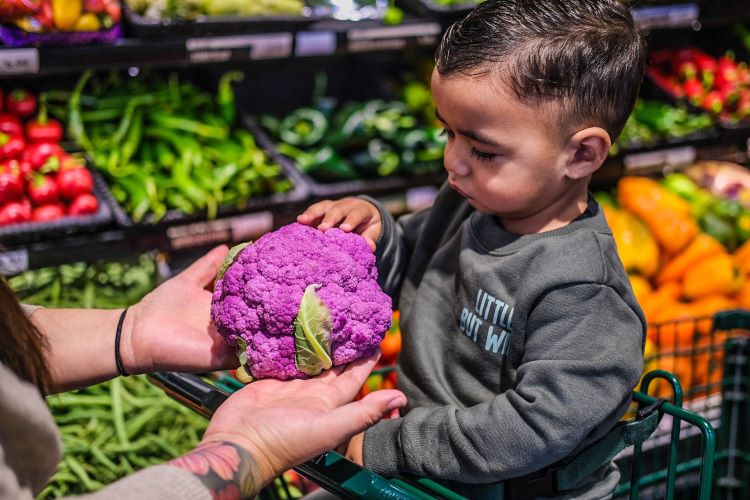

left=54, top=70, right=292, bottom=223
left=260, top=92, right=445, bottom=182
left=211, top=223, right=392, bottom=381
left=0, top=0, right=121, bottom=46
left=0, top=88, right=100, bottom=227
left=611, top=99, right=715, bottom=155
left=647, top=47, right=750, bottom=125
left=126, top=0, right=305, bottom=18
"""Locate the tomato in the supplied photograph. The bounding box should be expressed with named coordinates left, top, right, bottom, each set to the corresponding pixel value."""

left=0, top=199, right=31, bottom=225
left=25, top=117, right=64, bottom=144
left=0, top=114, right=23, bottom=137
left=67, top=193, right=99, bottom=215
left=26, top=142, right=64, bottom=169
left=28, top=174, right=59, bottom=206
left=32, top=204, right=65, bottom=222
left=380, top=331, right=402, bottom=364
left=0, top=133, right=25, bottom=161
left=57, top=167, right=94, bottom=200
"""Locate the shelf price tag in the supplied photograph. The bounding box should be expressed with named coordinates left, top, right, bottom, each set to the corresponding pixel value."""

left=632, top=3, right=699, bottom=30
left=623, top=146, right=697, bottom=172
left=0, top=249, right=29, bottom=275
left=167, top=212, right=274, bottom=250
left=0, top=48, right=39, bottom=75
left=347, top=22, right=441, bottom=53
left=230, top=212, right=273, bottom=241
left=186, top=34, right=293, bottom=63
left=295, top=31, right=337, bottom=57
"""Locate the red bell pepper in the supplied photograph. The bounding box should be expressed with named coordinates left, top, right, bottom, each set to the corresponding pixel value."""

left=67, top=193, right=99, bottom=215
left=0, top=132, right=26, bottom=161
left=701, top=91, right=723, bottom=114
left=683, top=78, right=705, bottom=103
left=0, top=114, right=23, bottom=137
left=0, top=199, right=32, bottom=226
left=57, top=166, right=93, bottom=200
left=27, top=173, right=59, bottom=206
left=6, top=89, right=37, bottom=119
left=0, top=163, right=24, bottom=204
left=32, top=203, right=65, bottom=222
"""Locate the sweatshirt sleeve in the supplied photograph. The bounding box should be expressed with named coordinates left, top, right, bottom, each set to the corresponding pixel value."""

left=363, top=283, right=644, bottom=482
left=360, top=195, right=431, bottom=302
left=71, top=465, right=210, bottom=500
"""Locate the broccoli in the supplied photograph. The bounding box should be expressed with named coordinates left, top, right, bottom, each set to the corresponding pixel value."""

left=211, top=223, right=392, bottom=380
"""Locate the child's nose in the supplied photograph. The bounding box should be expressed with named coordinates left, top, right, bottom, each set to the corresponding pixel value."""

left=444, top=143, right=471, bottom=177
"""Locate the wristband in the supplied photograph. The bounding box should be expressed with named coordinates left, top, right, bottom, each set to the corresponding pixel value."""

left=115, top=308, right=130, bottom=377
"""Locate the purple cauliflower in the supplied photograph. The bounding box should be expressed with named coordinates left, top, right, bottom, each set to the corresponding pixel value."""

left=211, top=222, right=392, bottom=380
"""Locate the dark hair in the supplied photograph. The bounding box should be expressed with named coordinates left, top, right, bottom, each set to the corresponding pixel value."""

left=435, top=0, right=646, bottom=140
left=0, top=277, right=52, bottom=395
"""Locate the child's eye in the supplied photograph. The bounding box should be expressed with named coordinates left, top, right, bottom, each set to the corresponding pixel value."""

left=439, top=128, right=455, bottom=138
left=470, top=148, right=497, bottom=162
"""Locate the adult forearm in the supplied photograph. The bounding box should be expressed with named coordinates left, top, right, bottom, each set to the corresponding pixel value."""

left=30, top=307, right=128, bottom=393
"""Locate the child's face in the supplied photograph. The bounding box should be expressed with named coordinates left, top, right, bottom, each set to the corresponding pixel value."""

left=431, top=69, right=591, bottom=233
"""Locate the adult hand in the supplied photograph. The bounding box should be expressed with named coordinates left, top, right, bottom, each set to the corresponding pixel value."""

left=297, top=198, right=382, bottom=251
left=123, top=245, right=238, bottom=374
left=188, top=353, right=406, bottom=491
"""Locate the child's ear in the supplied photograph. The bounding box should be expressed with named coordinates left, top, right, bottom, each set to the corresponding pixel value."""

left=565, top=127, right=611, bottom=180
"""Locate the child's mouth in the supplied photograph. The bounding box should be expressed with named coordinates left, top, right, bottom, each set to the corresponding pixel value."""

left=450, top=182, right=470, bottom=199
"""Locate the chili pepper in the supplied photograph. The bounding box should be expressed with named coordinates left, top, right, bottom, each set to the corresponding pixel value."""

left=118, top=108, right=143, bottom=170
left=116, top=174, right=150, bottom=222
left=0, top=132, right=25, bottom=161
left=25, top=94, right=64, bottom=144
left=28, top=173, right=60, bottom=206
left=310, top=146, right=357, bottom=181
left=217, top=71, right=244, bottom=125
left=0, top=114, right=23, bottom=136
left=148, top=112, right=229, bottom=140
left=701, top=91, right=723, bottom=114
left=6, top=89, right=37, bottom=119
left=68, top=70, right=96, bottom=154
left=278, top=108, right=328, bottom=147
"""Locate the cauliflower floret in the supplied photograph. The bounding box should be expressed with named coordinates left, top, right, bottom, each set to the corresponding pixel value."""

left=211, top=223, right=392, bottom=380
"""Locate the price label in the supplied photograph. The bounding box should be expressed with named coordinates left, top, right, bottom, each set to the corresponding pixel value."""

left=623, top=146, right=696, bottom=172
left=167, top=219, right=232, bottom=250
left=230, top=212, right=274, bottom=241
left=295, top=31, right=337, bottom=57
left=406, top=186, right=438, bottom=212
left=0, top=249, right=29, bottom=275
left=0, top=48, right=39, bottom=75
left=186, top=34, right=293, bottom=62
left=347, top=23, right=441, bottom=53
left=632, top=3, right=699, bottom=30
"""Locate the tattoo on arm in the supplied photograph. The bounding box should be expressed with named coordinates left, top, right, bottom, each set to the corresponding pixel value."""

left=169, top=441, right=262, bottom=499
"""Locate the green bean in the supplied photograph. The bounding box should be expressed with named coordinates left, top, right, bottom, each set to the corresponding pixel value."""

left=110, top=378, right=130, bottom=446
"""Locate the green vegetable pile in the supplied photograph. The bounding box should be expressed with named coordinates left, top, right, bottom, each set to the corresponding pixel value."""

left=261, top=90, right=445, bottom=182
left=54, top=70, right=292, bottom=223
left=40, top=376, right=209, bottom=498
left=611, top=99, right=715, bottom=156
left=427, top=0, right=483, bottom=7
left=10, top=254, right=159, bottom=308
left=126, top=0, right=305, bottom=18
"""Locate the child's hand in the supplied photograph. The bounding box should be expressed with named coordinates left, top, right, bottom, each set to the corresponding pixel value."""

left=297, top=198, right=382, bottom=251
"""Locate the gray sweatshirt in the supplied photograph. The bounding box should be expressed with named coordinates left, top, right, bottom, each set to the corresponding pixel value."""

left=362, top=184, right=646, bottom=497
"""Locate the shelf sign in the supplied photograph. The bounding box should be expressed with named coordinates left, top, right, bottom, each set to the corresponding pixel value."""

left=0, top=48, right=39, bottom=75
left=632, top=3, right=699, bottom=30
left=186, top=33, right=293, bottom=63
left=347, top=22, right=441, bottom=53
left=0, top=249, right=29, bottom=275
left=167, top=212, right=274, bottom=250
left=295, top=31, right=337, bottom=57
left=624, top=146, right=697, bottom=172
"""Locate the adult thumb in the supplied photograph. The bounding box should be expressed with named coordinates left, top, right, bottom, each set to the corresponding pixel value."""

left=319, top=389, right=406, bottom=446
left=178, top=245, right=229, bottom=286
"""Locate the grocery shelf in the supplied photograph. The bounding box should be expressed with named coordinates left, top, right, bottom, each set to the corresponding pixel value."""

left=0, top=18, right=442, bottom=77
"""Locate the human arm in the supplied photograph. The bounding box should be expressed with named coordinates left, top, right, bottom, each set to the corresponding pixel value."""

left=30, top=246, right=237, bottom=393
left=362, top=284, right=644, bottom=482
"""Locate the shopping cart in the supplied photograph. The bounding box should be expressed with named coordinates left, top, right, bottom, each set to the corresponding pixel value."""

left=149, top=363, right=728, bottom=499
left=613, top=309, right=750, bottom=499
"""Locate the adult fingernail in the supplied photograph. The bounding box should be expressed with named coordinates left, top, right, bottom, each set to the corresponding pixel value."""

left=387, top=396, right=406, bottom=411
